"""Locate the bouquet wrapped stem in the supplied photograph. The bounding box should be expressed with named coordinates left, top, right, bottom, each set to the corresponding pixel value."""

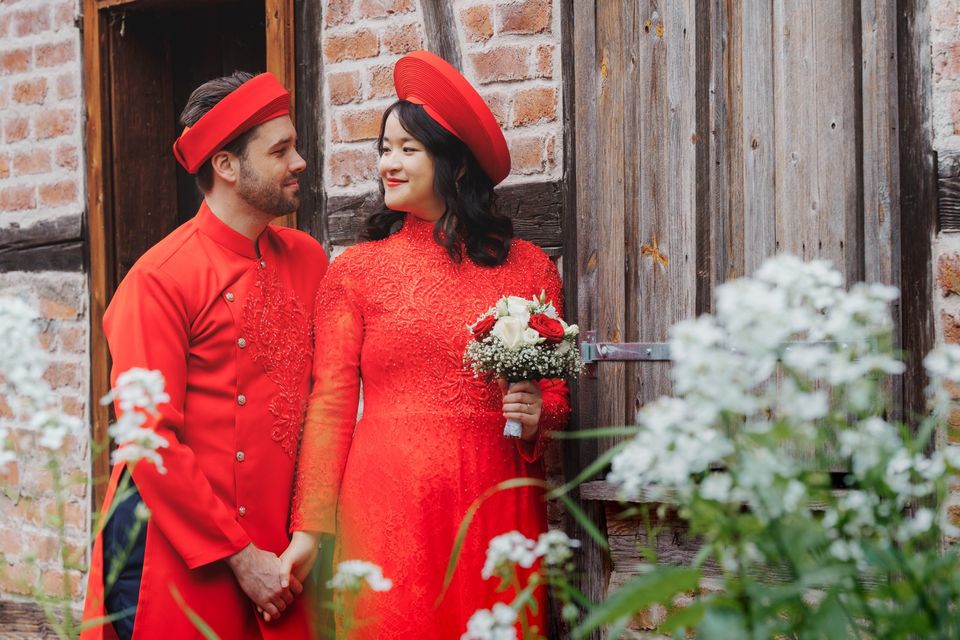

left=465, top=292, right=583, bottom=438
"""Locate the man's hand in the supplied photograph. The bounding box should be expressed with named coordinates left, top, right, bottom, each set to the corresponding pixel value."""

left=279, top=531, right=321, bottom=586
left=227, top=543, right=302, bottom=621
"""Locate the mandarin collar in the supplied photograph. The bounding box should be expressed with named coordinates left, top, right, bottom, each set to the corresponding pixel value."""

left=195, top=200, right=264, bottom=260
left=399, top=214, right=437, bottom=239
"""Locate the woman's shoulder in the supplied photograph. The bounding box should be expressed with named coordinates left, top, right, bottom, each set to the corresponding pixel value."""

left=507, top=238, right=555, bottom=270
left=324, top=238, right=394, bottom=280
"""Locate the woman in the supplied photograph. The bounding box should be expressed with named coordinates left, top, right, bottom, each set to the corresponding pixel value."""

left=283, top=51, right=570, bottom=637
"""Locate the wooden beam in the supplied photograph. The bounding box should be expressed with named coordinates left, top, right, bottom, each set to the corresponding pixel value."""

left=939, top=151, right=960, bottom=231
left=324, top=180, right=565, bottom=251
left=0, top=212, right=83, bottom=271
left=266, top=0, right=297, bottom=229
left=0, top=600, right=60, bottom=638
left=294, top=0, right=326, bottom=244
left=83, top=0, right=114, bottom=511
left=897, top=0, right=937, bottom=431
left=420, top=0, right=462, bottom=71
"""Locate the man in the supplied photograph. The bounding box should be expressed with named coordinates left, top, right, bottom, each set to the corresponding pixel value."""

left=81, top=71, right=328, bottom=639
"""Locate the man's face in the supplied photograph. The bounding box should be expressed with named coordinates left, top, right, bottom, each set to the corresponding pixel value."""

left=235, top=116, right=305, bottom=216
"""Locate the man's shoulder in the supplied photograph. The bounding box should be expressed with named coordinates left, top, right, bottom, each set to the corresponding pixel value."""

left=129, top=219, right=201, bottom=276
left=270, top=225, right=324, bottom=255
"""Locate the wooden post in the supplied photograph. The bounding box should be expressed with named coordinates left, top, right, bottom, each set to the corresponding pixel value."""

left=266, top=0, right=298, bottom=229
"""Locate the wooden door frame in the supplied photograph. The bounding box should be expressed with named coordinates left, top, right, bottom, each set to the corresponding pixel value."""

left=82, top=0, right=297, bottom=509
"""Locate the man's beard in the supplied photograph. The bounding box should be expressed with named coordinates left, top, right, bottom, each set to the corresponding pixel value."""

left=236, top=161, right=299, bottom=216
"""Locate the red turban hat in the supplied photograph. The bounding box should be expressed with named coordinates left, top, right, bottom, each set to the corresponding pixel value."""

left=394, top=51, right=511, bottom=185
left=173, top=73, right=290, bottom=174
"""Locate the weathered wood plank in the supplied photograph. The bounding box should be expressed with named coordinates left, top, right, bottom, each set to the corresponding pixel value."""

left=83, top=0, right=114, bottom=511
left=266, top=0, right=297, bottom=230
left=325, top=180, right=564, bottom=250
left=294, top=0, right=326, bottom=247
left=897, top=0, right=937, bottom=427
left=739, top=0, right=776, bottom=278
left=0, top=215, right=81, bottom=249
left=939, top=151, right=960, bottom=231
left=0, top=600, right=62, bottom=638
left=420, top=0, right=462, bottom=72
left=568, top=1, right=611, bottom=635
left=0, top=242, right=84, bottom=272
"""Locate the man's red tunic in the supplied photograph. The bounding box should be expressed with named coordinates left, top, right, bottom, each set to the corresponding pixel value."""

left=81, top=202, right=327, bottom=639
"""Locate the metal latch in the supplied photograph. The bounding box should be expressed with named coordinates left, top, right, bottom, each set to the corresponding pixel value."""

left=580, top=331, right=672, bottom=364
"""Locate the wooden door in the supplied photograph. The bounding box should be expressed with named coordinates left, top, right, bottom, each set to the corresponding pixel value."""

left=561, top=0, right=935, bottom=632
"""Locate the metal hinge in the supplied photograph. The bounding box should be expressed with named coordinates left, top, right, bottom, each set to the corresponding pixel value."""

left=580, top=331, right=672, bottom=364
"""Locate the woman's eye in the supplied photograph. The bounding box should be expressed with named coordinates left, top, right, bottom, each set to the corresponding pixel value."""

left=403, top=147, right=416, bottom=153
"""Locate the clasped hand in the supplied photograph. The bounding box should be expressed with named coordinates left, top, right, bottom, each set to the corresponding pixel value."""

left=227, top=543, right=303, bottom=622
left=499, top=379, right=543, bottom=441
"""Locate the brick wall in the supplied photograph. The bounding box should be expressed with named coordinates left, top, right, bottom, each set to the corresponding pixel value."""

left=323, top=0, right=563, bottom=196
left=0, top=0, right=89, bottom=618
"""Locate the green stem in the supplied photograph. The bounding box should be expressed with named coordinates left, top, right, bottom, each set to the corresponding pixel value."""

left=510, top=569, right=532, bottom=639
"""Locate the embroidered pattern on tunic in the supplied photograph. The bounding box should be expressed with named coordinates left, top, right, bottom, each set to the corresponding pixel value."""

left=242, top=264, right=312, bottom=457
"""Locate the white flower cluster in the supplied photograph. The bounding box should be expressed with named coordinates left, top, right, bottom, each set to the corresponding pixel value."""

left=326, top=559, right=392, bottom=593
left=924, top=344, right=960, bottom=418
left=0, top=297, right=83, bottom=465
left=465, top=292, right=582, bottom=383
left=461, top=603, right=517, bottom=640
left=102, top=368, right=171, bottom=474
left=481, top=529, right=580, bottom=580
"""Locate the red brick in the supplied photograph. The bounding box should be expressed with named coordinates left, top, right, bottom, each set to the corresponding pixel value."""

left=940, top=254, right=960, bottom=296
left=55, top=72, right=74, bottom=100
left=55, top=143, right=78, bottom=169
left=499, top=0, right=552, bottom=34
left=0, top=185, right=36, bottom=211
left=63, top=499, right=85, bottom=530
left=35, top=41, right=74, bottom=69
left=43, top=362, right=80, bottom=389
left=35, top=108, right=74, bottom=139
left=327, top=147, right=378, bottom=187
left=40, top=296, right=78, bottom=320
left=13, top=6, right=51, bottom=37
left=328, top=70, right=361, bottom=105
left=0, top=13, right=10, bottom=38
left=13, top=148, right=52, bottom=175
left=358, top=0, right=413, bottom=19
left=949, top=408, right=960, bottom=444
left=512, top=86, right=556, bottom=126
left=56, top=325, right=86, bottom=353
left=0, top=458, right=17, bottom=486
left=330, top=118, right=343, bottom=144
left=13, top=77, right=47, bottom=104
left=461, top=5, right=493, bottom=42
left=0, top=563, right=39, bottom=596
left=338, top=107, right=383, bottom=142
left=944, top=311, right=960, bottom=344
left=5, top=116, right=29, bottom=141
left=325, top=0, right=354, bottom=26
left=933, top=3, right=960, bottom=31
left=508, top=135, right=546, bottom=174
left=61, top=394, right=85, bottom=418
left=469, top=46, right=531, bottom=84
left=1, top=48, right=32, bottom=75
left=545, top=133, right=557, bottom=171
left=366, top=64, right=394, bottom=99
left=39, top=180, right=76, bottom=206
left=536, top=44, right=554, bottom=78
left=381, top=21, right=421, bottom=55
left=935, top=42, right=960, bottom=82
left=41, top=568, right=83, bottom=599
left=0, top=154, right=10, bottom=179
left=52, top=1, right=75, bottom=30
left=324, top=29, right=378, bottom=63
left=479, top=90, right=509, bottom=128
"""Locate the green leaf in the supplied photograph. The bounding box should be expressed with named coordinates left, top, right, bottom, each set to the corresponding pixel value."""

left=555, top=492, right=609, bottom=551
left=696, top=605, right=749, bottom=640
left=659, top=600, right=707, bottom=633
left=574, top=566, right=700, bottom=638
left=548, top=441, right=627, bottom=498
left=552, top=426, right=640, bottom=440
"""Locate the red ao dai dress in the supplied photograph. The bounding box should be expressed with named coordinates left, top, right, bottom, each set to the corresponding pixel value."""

left=291, top=215, right=570, bottom=637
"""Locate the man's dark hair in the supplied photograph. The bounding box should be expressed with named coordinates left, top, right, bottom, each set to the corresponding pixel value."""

left=179, top=71, right=257, bottom=192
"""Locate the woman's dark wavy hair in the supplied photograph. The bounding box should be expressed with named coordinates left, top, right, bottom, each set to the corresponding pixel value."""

left=362, top=100, right=513, bottom=267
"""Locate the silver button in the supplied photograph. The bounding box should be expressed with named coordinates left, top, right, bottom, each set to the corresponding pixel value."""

left=236, top=451, right=245, bottom=462
left=259, top=260, right=267, bottom=269
left=237, top=337, right=247, bottom=349
left=238, top=506, right=247, bottom=517
left=237, top=394, right=247, bottom=406
left=225, top=292, right=235, bottom=302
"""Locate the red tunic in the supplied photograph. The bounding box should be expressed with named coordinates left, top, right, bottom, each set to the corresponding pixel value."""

left=291, top=215, right=570, bottom=638
left=81, top=202, right=327, bottom=640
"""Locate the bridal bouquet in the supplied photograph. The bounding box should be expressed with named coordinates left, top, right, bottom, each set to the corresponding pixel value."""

left=465, top=292, right=582, bottom=437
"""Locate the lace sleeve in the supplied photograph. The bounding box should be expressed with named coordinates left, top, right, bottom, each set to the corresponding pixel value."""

left=290, top=259, right=364, bottom=534
left=517, top=254, right=571, bottom=463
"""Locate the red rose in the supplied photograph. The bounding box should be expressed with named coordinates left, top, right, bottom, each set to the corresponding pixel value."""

left=529, top=314, right=565, bottom=344
left=472, top=315, right=497, bottom=340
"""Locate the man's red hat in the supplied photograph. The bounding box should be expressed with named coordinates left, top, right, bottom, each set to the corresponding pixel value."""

left=394, top=51, right=511, bottom=185
left=173, top=73, right=290, bottom=174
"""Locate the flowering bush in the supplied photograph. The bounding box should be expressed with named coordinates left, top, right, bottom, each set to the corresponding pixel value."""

left=326, top=560, right=392, bottom=634
left=581, top=256, right=960, bottom=638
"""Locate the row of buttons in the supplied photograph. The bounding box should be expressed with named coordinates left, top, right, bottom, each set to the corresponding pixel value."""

left=222, top=261, right=268, bottom=303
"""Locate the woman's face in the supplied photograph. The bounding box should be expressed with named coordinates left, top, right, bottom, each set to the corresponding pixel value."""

left=378, top=112, right=446, bottom=222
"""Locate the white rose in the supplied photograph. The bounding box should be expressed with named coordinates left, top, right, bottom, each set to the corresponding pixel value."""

left=495, top=298, right=510, bottom=317
left=505, top=296, right=532, bottom=324
left=564, top=323, right=579, bottom=337
left=492, top=316, right=526, bottom=350
left=542, top=302, right=559, bottom=319
left=556, top=340, right=572, bottom=354
left=522, top=328, right=544, bottom=346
